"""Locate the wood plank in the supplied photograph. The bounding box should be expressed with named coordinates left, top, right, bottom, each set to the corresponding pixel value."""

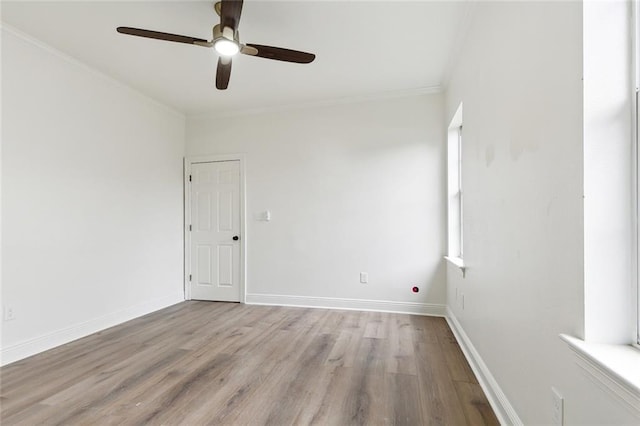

left=363, top=311, right=389, bottom=339
left=222, top=309, right=336, bottom=425
left=185, top=329, right=298, bottom=424
left=386, top=313, right=418, bottom=375
left=0, top=301, right=498, bottom=425
left=325, top=328, right=360, bottom=368
left=0, top=341, right=148, bottom=419
left=13, top=347, right=191, bottom=425
left=289, top=364, right=341, bottom=425
left=134, top=319, right=298, bottom=425
left=262, top=333, right=338, bottom=425
left=324, top=310, right=369, bottom=368
left=171, top=308, right=327, bottom=425
left=335, top=336, right=388, bottom=425
left=441, top=338, right=478, bottom=383
left=414, top=339, right=468, bottom=426
left=386, top=373, right=423, bottom=425
left=454, top=381, right=501, bottom=426
left=410, top=314, right=441, bottom=343
left=303, top=366, right=354, bottom=425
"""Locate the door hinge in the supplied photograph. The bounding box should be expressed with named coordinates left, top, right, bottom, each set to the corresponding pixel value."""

left=189, top=175, right=192, bottom=182
left=189, top=274, right=192, bottom=281
left=189, top=224, right=192, bottom=231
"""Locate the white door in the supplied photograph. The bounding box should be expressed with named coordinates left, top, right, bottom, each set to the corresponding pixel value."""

left=190, top=160, right=241, bottom=302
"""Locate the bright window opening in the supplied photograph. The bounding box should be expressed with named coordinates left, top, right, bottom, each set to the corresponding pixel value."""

left=447, top=104, right=464, bottom=260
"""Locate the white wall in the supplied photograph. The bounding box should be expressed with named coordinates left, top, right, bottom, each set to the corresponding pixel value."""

left=187, top=94, right=446, bottom=312
left=446, top=1, right=639, bottom=425
left=1, top=28, right=186, bottom=364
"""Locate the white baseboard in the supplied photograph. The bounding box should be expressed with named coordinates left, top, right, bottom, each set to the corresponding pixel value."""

left=445, top=307, right=523, bottom=426
left=0, top=292, right=184, bottom=366
left=245, top=293, right=446, bottom=317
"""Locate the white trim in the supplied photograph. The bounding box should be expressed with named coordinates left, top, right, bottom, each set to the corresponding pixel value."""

left=184, top=154, right=247, bottom=303
left=0, top=293, right=184, bottom=366
left=560, top=334, right=640, bottom=416
left=246, top=293, right=446, bottom=317
left=0, top=23, right=183, bottom=119
left=183, top=157, right=191, bottom=300
left=445, top=307, right=524, bottom=426
left=444, top=256, right=466, bottom=274
left=189, top=86, right=442, bottom=120
left=632, top=0, right=640, bottom=347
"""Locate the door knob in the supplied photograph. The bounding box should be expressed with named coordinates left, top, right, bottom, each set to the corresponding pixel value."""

left=233, top=235, right=239, bottom=241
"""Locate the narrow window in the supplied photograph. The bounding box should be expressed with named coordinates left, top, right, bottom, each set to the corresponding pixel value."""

left=447, top=104, right=464, bottom=260
left=458, top=125, right=464, bottom=258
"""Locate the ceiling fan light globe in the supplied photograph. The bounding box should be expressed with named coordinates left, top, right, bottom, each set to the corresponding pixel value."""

left=214, top=39, right=240, bottom=56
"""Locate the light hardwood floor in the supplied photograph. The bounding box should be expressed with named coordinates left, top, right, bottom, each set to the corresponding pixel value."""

left=0, top=302, right=499, bottom=425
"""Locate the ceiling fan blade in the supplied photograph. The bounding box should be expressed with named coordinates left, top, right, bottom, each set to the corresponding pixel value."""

left=117, top=27, right=207, bottom=45
left=220, top=0, right=243, bottom=30
left=243, top=44, right=315, bottom=64
left=216, top=57, right=232, bottom=90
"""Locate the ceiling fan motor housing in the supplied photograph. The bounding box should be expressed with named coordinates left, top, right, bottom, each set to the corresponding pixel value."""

left=213, top=24, right=238, bottom=44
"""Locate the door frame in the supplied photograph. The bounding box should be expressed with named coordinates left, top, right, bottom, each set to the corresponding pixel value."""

left=184, top=154, right=247, bottom=303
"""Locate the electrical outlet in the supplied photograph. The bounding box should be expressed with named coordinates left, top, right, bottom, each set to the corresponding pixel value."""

left=359, top=272, right=368, bottom=284
left=4, top=306, right=16, bottom=321
left=551, top=387, right=564, bottom=426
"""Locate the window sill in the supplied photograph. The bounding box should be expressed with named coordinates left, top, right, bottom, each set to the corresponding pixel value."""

left=444, top=256, right=466, bottom=276
left=560, top=334, right=640, bottom=415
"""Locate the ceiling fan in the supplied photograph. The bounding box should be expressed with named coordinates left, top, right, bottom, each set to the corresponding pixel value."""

left=116, top=0, right=316, bottom=90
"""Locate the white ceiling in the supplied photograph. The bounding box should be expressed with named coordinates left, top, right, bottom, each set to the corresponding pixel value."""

left=1, top=1, right=471, bottom=116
